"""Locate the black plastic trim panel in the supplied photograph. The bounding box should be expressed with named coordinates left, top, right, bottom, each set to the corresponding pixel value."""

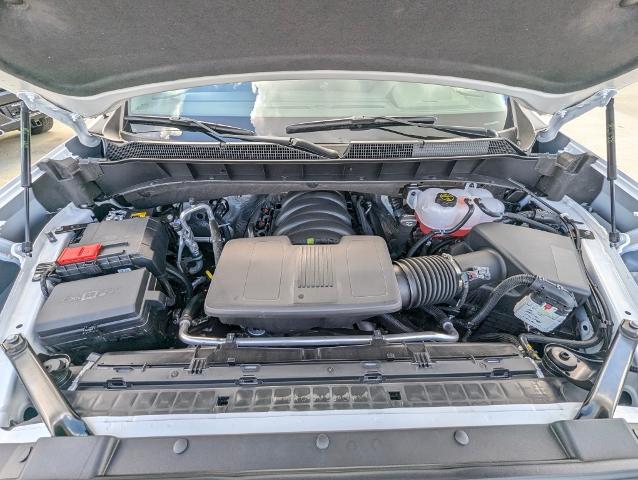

left=66, top=378, right=575, bottom=416
left=2, top=421, right=638, bottom=479
left=63, top=343, right=582, bottom=416
left=92, top=154, right=543, bottom=208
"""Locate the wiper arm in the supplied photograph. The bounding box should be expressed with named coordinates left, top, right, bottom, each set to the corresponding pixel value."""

left=285, top=116, right=498, bottom=139
left=229, top=135, right=341, bottom=159
left=124, top=114, right=340, bottom=158
left=124, top=114, right=257, bottom=138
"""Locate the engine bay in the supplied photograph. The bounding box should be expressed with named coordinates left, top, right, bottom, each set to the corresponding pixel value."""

left=29, top=184, right=606, bottom=368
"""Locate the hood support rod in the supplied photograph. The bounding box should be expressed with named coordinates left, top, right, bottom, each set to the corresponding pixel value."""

left=1, top=334, right=92, bottom=437
left=577, top=319, right=638, bottom=419
left=606, top=98, right=621, bottom=246
left=19, top=101, right=32, bottom=256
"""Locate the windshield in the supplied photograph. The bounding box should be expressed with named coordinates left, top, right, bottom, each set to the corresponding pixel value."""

left=128, top=80, right=508, bottom=142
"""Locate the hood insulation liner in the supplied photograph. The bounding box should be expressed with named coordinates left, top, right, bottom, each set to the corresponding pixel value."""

left=0, top=0, right=636, bottom=99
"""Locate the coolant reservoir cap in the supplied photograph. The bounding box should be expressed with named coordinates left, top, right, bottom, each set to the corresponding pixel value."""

left=435, top=192, right=457, bottom=207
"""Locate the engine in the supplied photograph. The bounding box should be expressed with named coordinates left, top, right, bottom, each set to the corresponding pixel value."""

left=33, top=188, right=591, bottom=359
left=206, top=190, right=586, bottom=333
left=270, top=191, right=355, bottom=244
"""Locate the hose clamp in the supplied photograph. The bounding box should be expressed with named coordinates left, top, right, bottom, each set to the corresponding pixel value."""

left=442, top=253, right=464, bottom=291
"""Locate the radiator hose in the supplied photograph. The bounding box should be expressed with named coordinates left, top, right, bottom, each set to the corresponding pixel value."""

left=375, top=313, right=418, bottom=333
left=179, top=292, right=205, bottom=324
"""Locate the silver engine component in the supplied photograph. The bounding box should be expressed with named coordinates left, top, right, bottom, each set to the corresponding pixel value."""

left=176, top=203, right=223, bottom=273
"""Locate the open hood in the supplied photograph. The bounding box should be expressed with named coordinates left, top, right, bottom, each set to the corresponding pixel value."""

left=0, top=0, right=637, bottom=117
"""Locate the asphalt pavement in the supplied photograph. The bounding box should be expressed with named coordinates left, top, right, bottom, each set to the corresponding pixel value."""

left=0, top=121, right=74, bottom=184
left=562, top=84, right=638, bottom=179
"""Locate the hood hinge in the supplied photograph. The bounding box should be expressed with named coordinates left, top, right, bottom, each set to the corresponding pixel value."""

left=17, top=91, right=101, bottom=147
left=537, top=89, right=617, bottom=143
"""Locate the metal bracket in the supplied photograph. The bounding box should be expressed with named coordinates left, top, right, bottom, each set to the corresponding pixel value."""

left=17, top=91, right=101, bottom=147
left=32, top=262, right=55, bottom=282
left=237, top=375, right=260, bottom=386
left=53, top=222, right=90, bottom=234
left=188, top=354, right=207, bottom=375
left=578, top=229, right=596, bottom=240
left=0, top=237, right=21, bottom=265
left=412, top=348, right=432, bottom=368
left=576, top=319, right=638, bottom=419
left=537, top=89, right=617, bottom=143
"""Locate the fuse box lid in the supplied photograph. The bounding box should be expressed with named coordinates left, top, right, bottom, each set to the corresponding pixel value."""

left=35, top=269, right=165, bottom=340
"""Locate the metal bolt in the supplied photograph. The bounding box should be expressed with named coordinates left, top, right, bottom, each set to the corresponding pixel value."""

left=316, top=433, right=330, bottom=450
left=173, top=438, right=189, bottom=454
left=630, top=319, right=638, bottom=330
left=4, top=334, right=21, bottom=346
left=454, top=430, right=470, bottom=446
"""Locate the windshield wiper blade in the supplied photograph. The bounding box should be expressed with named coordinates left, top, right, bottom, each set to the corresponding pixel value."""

left=124, top=114, right=340, bottom=158
left=285, top=116, right=498, bottom=139
left=124, top=114, right=257, bottom=137
left=286, top=116, right=436, bottom=133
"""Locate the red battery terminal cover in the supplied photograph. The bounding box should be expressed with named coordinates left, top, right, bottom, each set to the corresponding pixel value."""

left=56, top=243, right=102, bottom=266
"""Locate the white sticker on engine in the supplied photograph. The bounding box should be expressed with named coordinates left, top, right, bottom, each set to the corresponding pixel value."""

left=513, top=294, right=567, bottom=333
left=466, top=266, right=491, bottom=282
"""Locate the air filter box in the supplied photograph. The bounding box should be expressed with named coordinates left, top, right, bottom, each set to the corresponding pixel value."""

left=466, top=222, right=591, bottom=302
left=205, top=236, right=402, bottom=331
left=35, top=269, right=168, bottom=355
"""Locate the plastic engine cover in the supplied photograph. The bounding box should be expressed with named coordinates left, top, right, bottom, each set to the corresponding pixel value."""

left=205, top=236, right=402, bottom=331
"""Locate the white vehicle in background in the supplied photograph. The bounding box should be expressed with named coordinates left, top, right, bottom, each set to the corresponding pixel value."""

left=0, top=1, right=638, bottom=479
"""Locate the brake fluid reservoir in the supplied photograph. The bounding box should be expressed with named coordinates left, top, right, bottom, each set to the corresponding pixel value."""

left=406, top=187, right=504, bottom=236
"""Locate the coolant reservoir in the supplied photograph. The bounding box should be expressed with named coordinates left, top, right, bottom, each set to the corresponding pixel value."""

left=406, top=187, right=504, bottom=236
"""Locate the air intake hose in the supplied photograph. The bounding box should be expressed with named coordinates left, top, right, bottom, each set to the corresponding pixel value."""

left=394, top=256, right=460, bottom=309
left=394, top=249, right=506, bottom=310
